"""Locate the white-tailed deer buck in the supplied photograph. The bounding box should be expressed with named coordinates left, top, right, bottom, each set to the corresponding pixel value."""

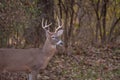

left=0, top=18, right=63, bottom=80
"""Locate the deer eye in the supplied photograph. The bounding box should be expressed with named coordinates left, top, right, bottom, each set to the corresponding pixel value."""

left=51, top=36, right=56, bottom=39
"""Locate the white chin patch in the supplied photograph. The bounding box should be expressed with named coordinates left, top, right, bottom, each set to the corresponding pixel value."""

left=56, top=40, right=62, bottom=45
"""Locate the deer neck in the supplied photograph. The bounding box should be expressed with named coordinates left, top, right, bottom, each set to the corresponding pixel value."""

left=42, top=38, right=56, bottom=56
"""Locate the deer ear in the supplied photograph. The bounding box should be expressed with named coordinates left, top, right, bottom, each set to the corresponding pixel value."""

left=56, top=29, right=63, bottom=36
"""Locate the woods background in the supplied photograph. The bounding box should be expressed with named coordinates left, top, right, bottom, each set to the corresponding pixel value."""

left=0, top=0, right=120, bottom=80
left=0, top=0, right=120, bottom=51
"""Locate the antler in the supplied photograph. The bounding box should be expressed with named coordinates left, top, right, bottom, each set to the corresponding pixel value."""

left=55, top=17, right=63, bottom=33
left=42, top=18, right=52, bottom=31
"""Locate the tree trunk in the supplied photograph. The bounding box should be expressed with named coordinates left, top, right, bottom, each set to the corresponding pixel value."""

left=101, top=0, right=108, bottom=44
left=108, top=17, right=120, bottom=42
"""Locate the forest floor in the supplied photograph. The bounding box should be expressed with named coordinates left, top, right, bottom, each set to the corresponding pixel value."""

left=39, top=44, right=120, bottom=80
left=0, top=44, right=120, bottom=80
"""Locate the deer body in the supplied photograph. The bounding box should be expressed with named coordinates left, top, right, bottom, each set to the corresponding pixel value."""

left=0, top=48, right=42, bottom=71
left=0, top=18, right=63, bottom=80
left=0, top=44, right=56, bottom=72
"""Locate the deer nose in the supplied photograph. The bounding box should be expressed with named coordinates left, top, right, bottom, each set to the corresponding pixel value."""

left=59, top=41, right=64, bottom=46
left=56, top=40, right=63, bottom=46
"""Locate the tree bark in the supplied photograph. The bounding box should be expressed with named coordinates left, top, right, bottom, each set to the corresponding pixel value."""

left=101, top=0, right=108, bottom=44
left=108, top=17, right=120, bottom=42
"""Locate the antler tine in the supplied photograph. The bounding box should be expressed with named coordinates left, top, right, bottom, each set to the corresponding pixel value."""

left=42, top=18, right=44, bottom=29
left=42, top=18, right=52, bottom=31
left=55, top=17, right=63, bottom=32
left=45, top=20, right=52, bottom=28
left=45, top=20, right=48, bottom=26
left=57, top=16, right=60, bottom=26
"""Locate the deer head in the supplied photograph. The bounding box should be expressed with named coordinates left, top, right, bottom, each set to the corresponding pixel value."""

left=42, top=18, right=64, bottom=47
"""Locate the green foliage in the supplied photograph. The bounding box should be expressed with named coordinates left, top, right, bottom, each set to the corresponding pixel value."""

left=116, top=0, right=120, bottom=3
